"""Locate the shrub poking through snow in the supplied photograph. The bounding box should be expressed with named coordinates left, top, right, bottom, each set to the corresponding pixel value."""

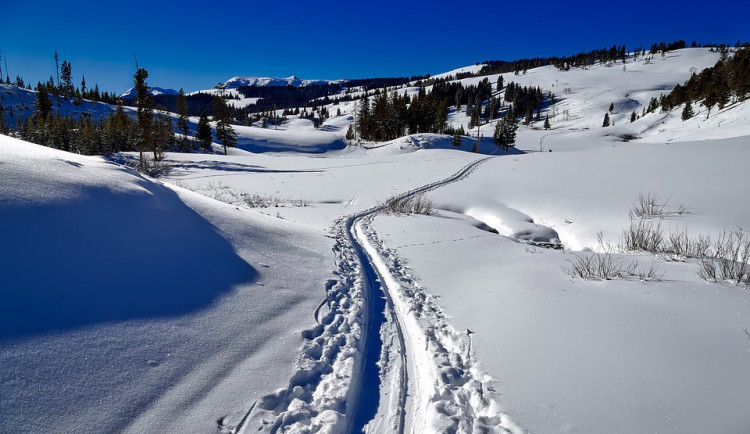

left=621, top=218, right=664, bottom=253
left=563, top=252, right=662, bottom=281
left=175, top=180, right=308, bottom=208
left=697, top=229, right=750, bottom=284
left=609, top=194, right=749, bottom=285
left=379, top=194, right=434, bottom=215
left=628, top=192, right=687, bottom=220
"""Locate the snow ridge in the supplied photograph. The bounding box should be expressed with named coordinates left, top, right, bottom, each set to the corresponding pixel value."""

left=219, top=76, right=346, bottom=89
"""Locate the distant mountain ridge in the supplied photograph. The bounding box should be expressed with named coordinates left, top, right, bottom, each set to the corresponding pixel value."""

left=218, top=75, right=347, bottom=89
left=119, top=86, right=179, bottom=99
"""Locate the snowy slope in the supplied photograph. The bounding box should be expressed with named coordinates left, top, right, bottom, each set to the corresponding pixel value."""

left=2, top=46, right=750, bottom=434
left=1, top=83, right=126, bottom=128
left=0, top=135, right=333, bottom=433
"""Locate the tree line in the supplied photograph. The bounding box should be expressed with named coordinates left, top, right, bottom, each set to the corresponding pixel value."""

left=662, top=45, right=750, bottom=119
left=4, top=66, right=237, bottom=165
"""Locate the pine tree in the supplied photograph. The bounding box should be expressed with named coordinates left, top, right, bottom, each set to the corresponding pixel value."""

left=176, top=88, right=191, bottom=152
left=452, top=133, right=461, bottom=146
left=630, top=111, right=637, bottom=123
left=609, top=102, right=614, bottom=112
left=496, top=75, right=504, bottom=92
left=602, top=112, right=610, bottom=127
left=0, top=103, right=8, bottom=134
left=213, top=96, right=236, bottom=155
left=134, top=67, right=154, bottom=163
left=54, top=50, right=60, bottom=90
left=681, top=98, right=694, bottom=120
left=493, top=111, right=518, bottom=151
left=543, top=116, right=550, bottom=130
left=60, top=60, right=73, bottom=98
left=34, top=88, right=53, bottom=120
left=345, top=124, right=354, bottom=145
left=196, top=111, right=212, bottom=151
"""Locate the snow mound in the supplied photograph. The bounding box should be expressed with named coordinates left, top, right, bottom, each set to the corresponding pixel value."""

left=0, top=135, right=256, bottom=337
left=369, top=133, right=523, bottom=156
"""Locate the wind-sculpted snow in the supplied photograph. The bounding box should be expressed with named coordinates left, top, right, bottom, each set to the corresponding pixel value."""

left=0, top=138, right=256, bottom=337
left=0, top=136, right=332, bottom=433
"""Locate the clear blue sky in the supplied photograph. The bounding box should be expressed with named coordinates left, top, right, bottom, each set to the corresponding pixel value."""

left=2, top=0, right=748, bottom=94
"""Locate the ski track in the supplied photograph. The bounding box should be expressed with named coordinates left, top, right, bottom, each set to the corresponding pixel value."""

left=241, top=156, right=522, bottom=433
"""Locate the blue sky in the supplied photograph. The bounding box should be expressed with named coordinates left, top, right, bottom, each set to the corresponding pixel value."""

left=2, top=0, right=748, bottom=94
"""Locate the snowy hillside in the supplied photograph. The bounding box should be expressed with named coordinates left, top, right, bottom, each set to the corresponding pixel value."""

left=1, top=83, right=125, bottom=127
left=0, top=135, right=333, bottom=433
left=2, top=46, right=750, bottom=434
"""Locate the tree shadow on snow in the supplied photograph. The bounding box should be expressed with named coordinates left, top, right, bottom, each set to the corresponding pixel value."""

left=0, top=177, right=258, bottom=339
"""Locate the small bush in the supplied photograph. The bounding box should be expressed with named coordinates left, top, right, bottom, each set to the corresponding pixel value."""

left=664, top=229, right=711, bottom=259
left=621, top=218, right=664, bottom=252
left=697, top=229, right=750, bottom=284
left=629, top=192, right=687, bottom=220
left=379, top=194, right=434, bottom=215
left=563, top=252, right=662, bottom=281
left=178, top=181, right=308, bottom=208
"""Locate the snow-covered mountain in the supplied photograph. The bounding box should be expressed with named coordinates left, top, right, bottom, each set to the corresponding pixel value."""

left=218, top=75, right=346, bottom=89
left=119, top=86, right=179, bottom=99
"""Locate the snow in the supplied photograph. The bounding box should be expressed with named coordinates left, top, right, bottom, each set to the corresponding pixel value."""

left=0, top=135, right=333, bottom=433
left=119, top=86, right=179, bottom=99
left=372, top=213, right=750, bottom=434
left=2, top=46, right=750, bottom=434
left=1, top=84, right=126, bottom=127
left=219, top=75, right=347, bottom=89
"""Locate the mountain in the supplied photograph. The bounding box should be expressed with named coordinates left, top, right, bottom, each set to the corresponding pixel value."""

left=119, top=86, right=179, bottom=99
left=218, top=75, right=346, bottom=89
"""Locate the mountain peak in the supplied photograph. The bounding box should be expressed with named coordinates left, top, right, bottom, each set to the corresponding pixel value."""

left=119, top=86, right=178, bottom=99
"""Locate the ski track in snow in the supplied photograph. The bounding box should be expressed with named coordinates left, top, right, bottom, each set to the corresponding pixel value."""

left=239, top=156, right=522, bottom=433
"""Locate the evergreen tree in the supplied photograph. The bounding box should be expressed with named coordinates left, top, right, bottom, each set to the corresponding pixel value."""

left=0, top=103, right=8, bottom=134
left=452, top=133, right=461, bottom=146
left=602, top=112, right=610, bottom=127
left=213, top=96, right=236, bottom=155
left=176, top=88, right=191, bottom=152
left=609, top=102, right=614, bottom=112
left=345, top=124, right=354, bottom=145
left=493, top=111, right=518, bottom=151
left=524, top=106, right=533, bottom=125
left=34, top=89, right=53, bottom=120
left=630, top=111, right=637, bottom=122
left=681, top=98, right=694, bottom=120
left=54, top=50, right=60, bottom=90
left=196, top=111, right=212, bottom=151
left=543, top=116, right=550, bottom=130
left=496, top=75, right=504, bottom=92
left=134, top=67, right=155, bottom=163
left=60, top=60, right=73, bottom=98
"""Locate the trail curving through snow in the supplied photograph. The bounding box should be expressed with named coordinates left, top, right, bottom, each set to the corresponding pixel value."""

left=241, top=155, right=521, bottom=433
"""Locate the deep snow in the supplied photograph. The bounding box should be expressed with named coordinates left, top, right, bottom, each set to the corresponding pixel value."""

left=2, top=46, right=750, bottom=434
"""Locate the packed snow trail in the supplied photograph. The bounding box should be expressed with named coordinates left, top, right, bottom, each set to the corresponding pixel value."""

left=242, top=156, right=521, bottom=433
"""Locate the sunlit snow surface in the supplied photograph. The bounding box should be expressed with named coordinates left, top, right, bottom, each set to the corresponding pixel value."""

left=2, top=47, right=750, bottom=433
